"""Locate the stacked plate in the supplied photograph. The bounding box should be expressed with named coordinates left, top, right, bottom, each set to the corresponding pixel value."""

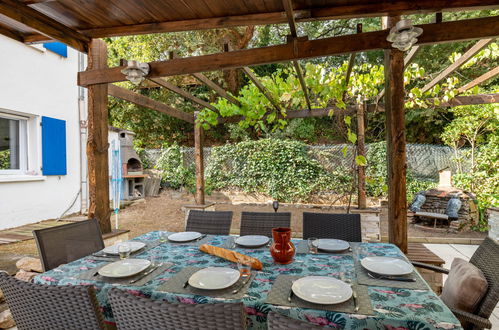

left=167, top=231, right=203, bottom=242
left=291, top=276, right=352, bottom=305
left=235, top=235, right=269, bottom=248
left=188, top=267, right=241, bottom=290
left=312, top=239, right=350, bottom=252
left=360, top=256, right=414, bottom=276
left=101, top=241, right=146, bottom=255
left=98, top=259, right=151, bottom=278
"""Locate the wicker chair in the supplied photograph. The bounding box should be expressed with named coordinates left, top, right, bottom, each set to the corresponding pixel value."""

left=33, top=218, right=104, bottom=271
left=302, top=212, right=362, bottom=241
left=185, top=210, right=233, bottom=235
left=412, top=236, right=499, bottom=330
left=239, top=212, right=291, bottom=237
left=0, top=272, right=105, bottom=330
left=108, top=288, right=246, bottom=330
left=267, top=312, right=325, bottom=329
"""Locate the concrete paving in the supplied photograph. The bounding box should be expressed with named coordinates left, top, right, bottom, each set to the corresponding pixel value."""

left=424, top=243, right=498, bottom=329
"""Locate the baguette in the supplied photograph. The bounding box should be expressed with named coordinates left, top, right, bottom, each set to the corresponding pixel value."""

left=199, top=244, right=263, bottom=270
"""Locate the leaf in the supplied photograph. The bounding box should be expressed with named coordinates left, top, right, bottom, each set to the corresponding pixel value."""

left=341, top=146, right=348, bottom=157
left=344, top=116, right=351, bottom=126
left=347, top=131, right=357, bottom=144
left=280, top=92, right=292, bottom=102
left=355, top=155, right=367, bottom=166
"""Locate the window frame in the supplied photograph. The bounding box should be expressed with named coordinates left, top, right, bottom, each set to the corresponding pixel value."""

left=0, top=112, right=29, bottom=175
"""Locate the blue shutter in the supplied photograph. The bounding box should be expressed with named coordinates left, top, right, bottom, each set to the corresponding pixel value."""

left=41, top=116, right=67, bottom=175
left=43, top=42, right=68, bottom=58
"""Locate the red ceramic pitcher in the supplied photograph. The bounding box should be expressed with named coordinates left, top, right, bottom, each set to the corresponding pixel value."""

left=270, top=227, right=295, bottom=264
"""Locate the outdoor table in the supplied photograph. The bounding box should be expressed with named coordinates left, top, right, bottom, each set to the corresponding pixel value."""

left=34, top=232, right=462, bottom=330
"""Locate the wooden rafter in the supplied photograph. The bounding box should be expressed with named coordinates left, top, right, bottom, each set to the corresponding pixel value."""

left=149, top=78, right=217, bottom=112
left=420, top=38, right=494, bottom=93
left=70, top=0, right=499, bottom=38
left=241, top=67, right=281, bottom=112
left=457, top=66, right=499, bottom=94
left=108, top=85, right=194, bottom=123
left=283, top=0, right=311, bottom=110
left=0, top=24, right=24, bottom=42
left=376, top=45, right=420, bottom=103
left=192, top=73, right=240, bottom=106
left=0, top=0, right=90, bottom=52
left=78, top=16, right=499, bottom=86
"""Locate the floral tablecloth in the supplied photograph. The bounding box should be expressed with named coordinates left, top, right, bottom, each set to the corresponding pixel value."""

left=34, top=232, right=462, bottom=330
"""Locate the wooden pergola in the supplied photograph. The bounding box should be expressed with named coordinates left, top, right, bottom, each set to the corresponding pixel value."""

left=1, top=0, right=498, bottom=253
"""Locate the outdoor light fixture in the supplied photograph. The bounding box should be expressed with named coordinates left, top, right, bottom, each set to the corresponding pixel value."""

left=386, top=19, right=423, bottom=51
left=121, top=60, right=150, bottom=85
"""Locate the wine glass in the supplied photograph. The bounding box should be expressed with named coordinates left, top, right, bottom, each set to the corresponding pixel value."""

left=236, top=255, right=251, bottom=278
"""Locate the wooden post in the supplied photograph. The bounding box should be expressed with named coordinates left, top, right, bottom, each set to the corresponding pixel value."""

left=384, top=16, right=408, bottom=253
left=194, top=111, right=205, bottom=205
left=357, top=102, right=367, bottom=209
left=87, top=39, right=111, bottom=234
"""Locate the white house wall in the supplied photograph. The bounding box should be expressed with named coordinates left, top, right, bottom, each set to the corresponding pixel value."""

left=0, top=35, right=83, bottom=230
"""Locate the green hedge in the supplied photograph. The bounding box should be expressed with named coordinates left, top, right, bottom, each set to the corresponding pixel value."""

left=155, top=139, right=439, bottom=203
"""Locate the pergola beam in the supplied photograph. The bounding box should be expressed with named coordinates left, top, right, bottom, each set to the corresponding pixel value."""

left=241, top=67, right=282, bottom=112
left=457, top=66, right=499, bottom=94
left=420, top=38, right=494, bottom=93
left=149, top=78, right=218, bottom=112
left=0, top=0, right=90, bottom=52
left=0, top=24, right=24, bottom=42
left=75, top=0, right=499, bottom=38
left=108, top=85, right=195, bottom=123
left=282, top=0, right=312, bottom=110
left=78, top=16, right=499, bottom=87
left=192, top=73, right=240, bottom=106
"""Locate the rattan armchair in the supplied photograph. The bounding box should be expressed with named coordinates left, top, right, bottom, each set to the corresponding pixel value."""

left=185, top=210, right=233, bottom=235
left=33, top=218, right=105, bottom=271
left=412, top=236, right=499, bottom=330
left=0, top=272, right=105, bottom=330
left=302, top=212, right=362, bottom=241
left=267, top=311, right=324, bottom=329
left=108, top=288, right=246, bottom=330
left=239, top=212, right=291, bottom=237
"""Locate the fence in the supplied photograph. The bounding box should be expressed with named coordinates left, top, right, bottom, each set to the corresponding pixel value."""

left=145, top=143, right=469, bottom=181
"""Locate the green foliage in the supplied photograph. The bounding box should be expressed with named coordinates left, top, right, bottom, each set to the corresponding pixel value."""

left=0, top=149, right=10, bottom=169
left=206, top=139, right=337, bottom=202
left=155, top=144, right=195, bottom=190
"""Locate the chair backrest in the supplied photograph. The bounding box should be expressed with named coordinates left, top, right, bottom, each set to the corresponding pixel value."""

left=33, top=219, right=104, bottom=271
left=185, top=210, right=233, bottom=235
left=0, top=272, right=105, bottom=330
left=469, top=237, right=499, bottom=324
left=267, top=311, right=324, bottom=330
left=240, top=212, right=291, bottom=237
left=108, top=288, right=246, bottom=330
left=302, top=212, right=362, bottom=241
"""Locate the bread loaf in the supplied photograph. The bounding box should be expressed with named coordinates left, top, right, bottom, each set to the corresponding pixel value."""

left=199, top=244, right=263, bottom=270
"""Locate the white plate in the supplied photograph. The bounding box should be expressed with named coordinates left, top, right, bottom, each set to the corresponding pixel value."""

left=361, top=256, right=414, bottom=276
left=235, top=235, right=270, bottom=247
left=98, top=259, right=151, bottom=278
left=188, top=267, right=240, bottom=290
left=167, top=231, right=202, bottom=242
left=102, top=241, right=146, bottom=255
left=292, top=276, right=352, bottom=305
left=312, top=239, right=350, bottom=252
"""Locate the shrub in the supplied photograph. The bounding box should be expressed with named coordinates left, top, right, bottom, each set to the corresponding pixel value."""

left=0, top=149, right=10, bottom=169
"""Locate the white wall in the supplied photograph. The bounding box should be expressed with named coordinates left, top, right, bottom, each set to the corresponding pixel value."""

left=0, top=35, right=83, bottom=230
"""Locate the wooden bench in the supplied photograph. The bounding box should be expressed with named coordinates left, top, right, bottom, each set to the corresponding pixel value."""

left=406, top=242, right=445, bottom=294
left=414, top=211, right=449, bottom=228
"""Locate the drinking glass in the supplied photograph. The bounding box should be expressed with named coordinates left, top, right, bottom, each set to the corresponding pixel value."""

left=159, top=232, right=168, bottom=243
left=308, top=237, right=318, bottom=254
left=118, top=243, right=131, bottom=260
left=236, top=255, right=251, bottom=277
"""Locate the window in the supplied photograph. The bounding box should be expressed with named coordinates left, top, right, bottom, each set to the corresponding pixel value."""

left=0, top=113, right=28, bottom=174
